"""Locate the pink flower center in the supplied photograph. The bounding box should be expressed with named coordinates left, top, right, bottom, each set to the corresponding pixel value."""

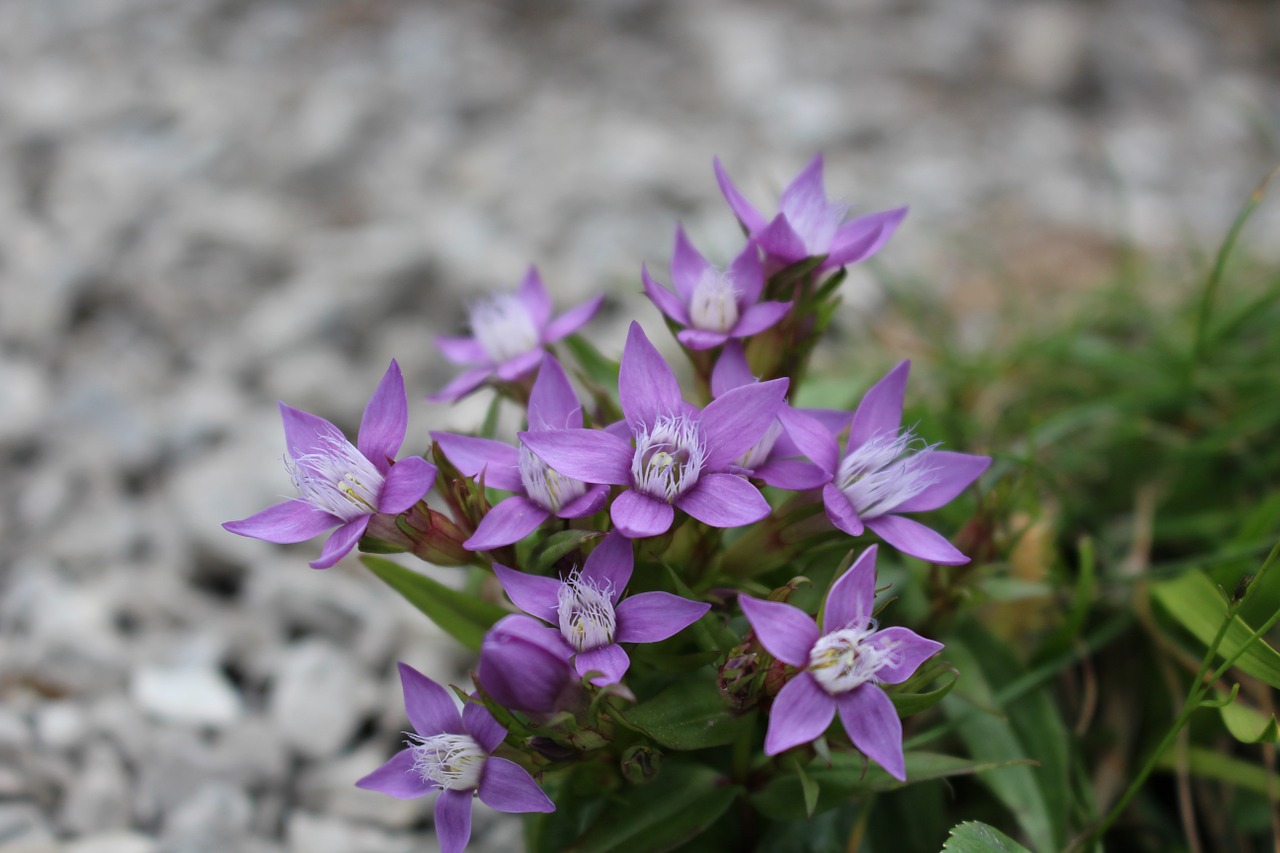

left=807, top=621, right=896, bottom=695
left=631, top=415, right=705, bottom=502
left=688, top=271, right=740, bottom=333
left=556, top=570, right=617, bottom=652
left=287, top=434, right=385, bottom=522
left=407, top=732, right=486, bottom=791
left=835, top=429, right=937, bottom=519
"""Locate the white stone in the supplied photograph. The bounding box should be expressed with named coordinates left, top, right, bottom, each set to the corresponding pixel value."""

left=269, top=640, right=377, bottom=760
left=65, top=833, right=159, bottom=853
left=130, top=664, right=243, bottom=727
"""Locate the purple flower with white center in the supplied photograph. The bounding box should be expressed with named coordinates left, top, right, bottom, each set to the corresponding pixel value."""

left=432, top=358, right=610, bottom=550
left=431, top=266, right=604, bottom=403
left=710, top=342, right=847, bottom=491
left=783, top=360, right=991, bottom=565
left=355, top=663, right=553, bottom=853
left=492, top=532, right=710, bottom=686
left=223, top=361, right=438, bottom=569
left=641, top=226, right=791, bottom=350
left=714, top=154, right=907, bottom=272
left=739, top=546, right=942, bottom=779
left=518, top=322, right=788, bottom=539
left=477, top=614, right=584, bottom=714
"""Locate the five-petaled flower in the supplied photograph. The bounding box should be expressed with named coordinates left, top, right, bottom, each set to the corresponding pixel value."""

left=641, top=226, right=791, bottom=350
left=431, top=266, right=603, bottom=402
left=223, top=360, right=437, bottom=569
left=433, top=357, right=610, bottom=550
left=493, top=532, right=710, bottom=685
left=782, top=360, right=990, bottom=565
left=714, top=154, right=907, bottom=272
left=355, top=663, right=554, bottom=853
left=739, top=546, right=943, bottom=779
left=519, top=322, right=788, bottom=539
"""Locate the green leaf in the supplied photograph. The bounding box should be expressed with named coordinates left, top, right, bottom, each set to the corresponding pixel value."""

left=1219, top=694, right=1280, bottom=744
left=566, top=763, right=741, bottom=853
left=1155, top=744, right=1280, bottom=797
left=890, top=665, right=960, bottom=716
left=1151, top=569, right=1280, bottom=689
left=619, top=676, right=756, bottom=751
left=750, top=751, right=1030, bottom=821
left=941, top=821, right=1033, bottom=853
left=561, top=334, right=621, bottom=389
left=361, top=556, right=507, bottom=652
left=529, top=529, right=604, bottom=573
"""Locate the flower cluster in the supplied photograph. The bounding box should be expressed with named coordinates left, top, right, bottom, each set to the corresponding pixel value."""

left=224, top=156, right=990, bottom=850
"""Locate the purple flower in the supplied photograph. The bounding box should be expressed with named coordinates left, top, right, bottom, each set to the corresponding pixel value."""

left=714, top=155, right=907, bottom=272
left=355, top=663, right=553, bottom=853
left=782, top=361, right=991, bottom=565
left=739, top=546, right=942, bottom=779
left=641, top=226, right=791, bottom=350
left=492, top=532, right=709, bottom=686
left=519, top=322, right=788, bottom=539
left=223, top=361, right=437, bottom=569
left=431, top=266, right=603, bottom=402
left=710, top=342, right=847, bottom=491
left=476, top=614, right=581, bottom=714
left=432, top=358, right=610, bottom=550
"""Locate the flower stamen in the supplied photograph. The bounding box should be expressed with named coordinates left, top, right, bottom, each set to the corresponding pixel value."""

left=688, top=271, right=740, bottom=333
left=519, top=444, right=587, bottom=513
left=407, top=732, right=487, bottom=791
left=631, top=415, right=706, bottom=502
left=835, top=429, right=938, bottom=519
left=556, top=569, right=617, bottom=653
left=469, top=295, right=540, bottom=364
left=287, top=433, right=386, bottom=522
left=807, top=620, right=898, bottom=695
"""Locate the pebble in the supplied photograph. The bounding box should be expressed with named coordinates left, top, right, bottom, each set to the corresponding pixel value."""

left=130, top=664, right=243, bottom=728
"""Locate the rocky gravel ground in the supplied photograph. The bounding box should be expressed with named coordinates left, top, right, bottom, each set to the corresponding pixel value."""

left=1, top=1, right=1276, bottom=850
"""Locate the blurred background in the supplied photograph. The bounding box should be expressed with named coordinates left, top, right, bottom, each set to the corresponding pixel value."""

left=1, top=1, right=1277, bottom=851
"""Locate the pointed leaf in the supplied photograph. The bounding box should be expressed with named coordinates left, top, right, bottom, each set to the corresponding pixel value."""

left=941, top=821, right=1033, bottom=853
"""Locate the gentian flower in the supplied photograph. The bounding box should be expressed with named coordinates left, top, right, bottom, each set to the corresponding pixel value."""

left=710, top=341, right=846, bottom=491
left=641, top=226, right=791, bottom=350
left=783, top=361, right=990, bottom=565
left=492, top=532, right=710, bottom=685
left=355, top=663, right=553, bottom=853
left=476, top=614, right=581, bottom=714
left=739, top=546, right=942, bottom=779
left=519, top=322, right=788, bottom=539
left=714, top=154, right=907, bottom=272
left=431, top=266, right=604, bottom=402
left=432, top=357, right=610, bottom=550
left=223, top=360, right=437, bottom=569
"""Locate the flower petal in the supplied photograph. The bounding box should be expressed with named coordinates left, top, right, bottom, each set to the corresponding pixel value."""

left=822, top=546, right=878, bottom=633
left=779, top=407, right=839, bottom=476
left=756, top=213, right=809, bottom=264
left=670, top=225, right=716, bottom=302
left=463, top=699, right=507, bottom=753
left=518, top=429, right=633, bottom=486
left=642, top=264, right=691, bottom=326
left=516, top=266, right=552, bottom=329
left=378, top=457, right=437, bottom=514
left=309, top=516, right=370, bottom=569
left=730, top=301, right=791, bottom=338
left=864, top=627, right=944, bottom=685
left=357, top=360, right=408, bottom=472
left=555, top=484, right=610, bottom=519
left=528, top=356, right=583, bottom=431
left=355, top=748, right=431, bottom=799
left=891, top=451, right=991, bottom=513
left=823, top=483, right=864, bottom=537
left=764, top=673, right=836, bottom=756
left=728, top=239, right=764, bottom=306
left=836, top=685, right=904, bottom=781
left=752, top=459, right=829, bottom=491
left=397, top=661, right=465, bottom=736
left=477, top=615, right=574, bottom=714
left=581, top=531, right=634, bottom=600
left=478, top=756, right=556, bottom=814
left=495, top=348, right=545, bottom=382
left=713, top=157, right=768, bottom=235
left=465, top=497, right=549, bottom=551
left=865, top=514, right=969, bottom=565
left=827, top=206, right=907, bottom=268
left=614, top=592, right=709, bottom=643
left=429, top=367, right=493, bottom=403
left=544, top=294, right=605, bottom=343
left=710, top=341, right=756, bottom=397
left=738, top=594, right=818, bottom=668
left=434, top=788, right=474, bottom=853
left=610, top=490, right=675, bottom=539
left=435, top=335, right=488, bottom=366
left=223, top=500, right=339, bottom=544
left=575, top=643, right=630, bottom=686
left=493, top=562, right=561, bottom=625
left=848, top=361, right=909, bottom=450
left=430, top=433, right=523, bottom=493
left=279, top=402, right=341, bottom=459
left=700, top=378, right=789, bottom=470
left=676, top=328, right=730, bottom=350
left=619, top=322, right=683, bottom=430
left=675, top=474, right=771, bottom=528
left=779, top=154, right=827, bottom=221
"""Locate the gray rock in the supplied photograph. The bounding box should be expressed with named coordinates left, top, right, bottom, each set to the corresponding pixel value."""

left=65, top=834, right=159, bottom=853
left=59, top=742, right=133, bottom=836
left=284, top=812, right=434, bottom=853
left=269, top=640, right=378, bottom=760
left=160, top=783, right=253, bottom=853
left=130, top=664, right=243, bottom=728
